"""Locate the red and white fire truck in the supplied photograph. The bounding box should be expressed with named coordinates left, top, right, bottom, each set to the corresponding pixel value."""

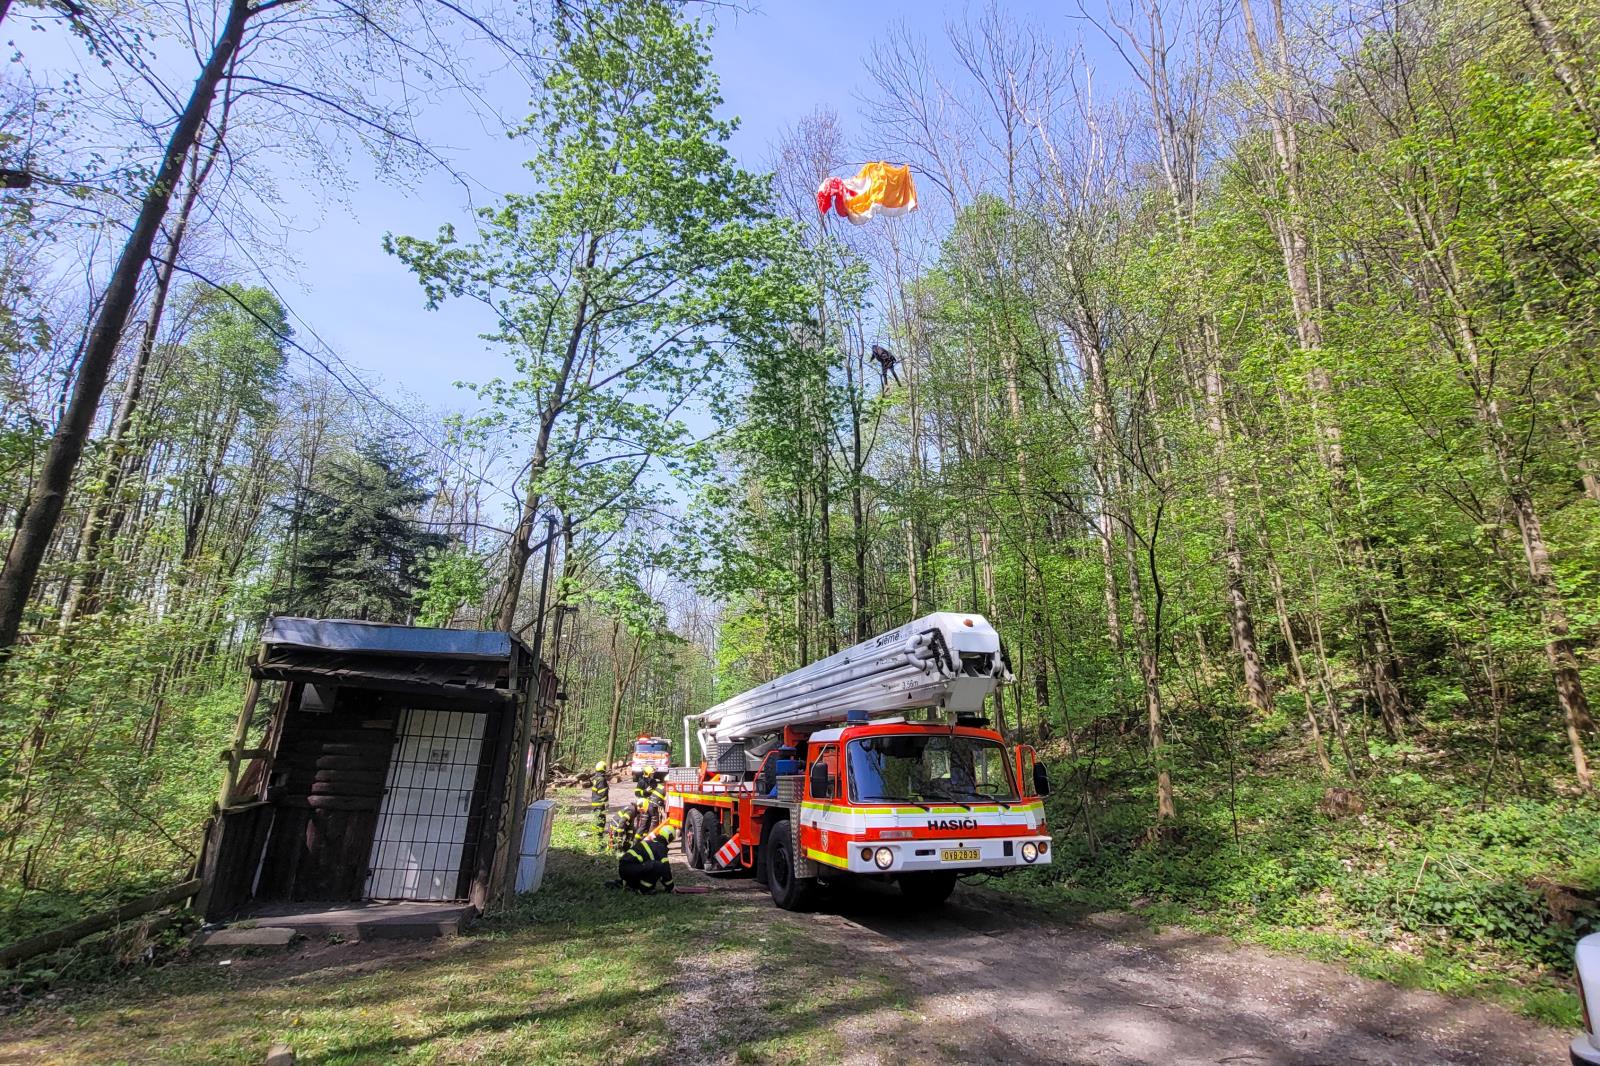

left=629, top=735, right=672, bottom=786
left=664, top=612, right=1052, bottom=910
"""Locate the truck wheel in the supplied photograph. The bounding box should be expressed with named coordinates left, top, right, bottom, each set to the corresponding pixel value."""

left=693, top=809, right=718, bottom=870
left=700, top=809, right=725, bottom=870
left=765, top=820, right=815, bottom=911
left=898, top=871, right=957, bottom=908
left=682, top=808, right=703, bottom=868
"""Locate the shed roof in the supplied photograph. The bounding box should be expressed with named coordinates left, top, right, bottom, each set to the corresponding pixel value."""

left=254, top=617, right=531, bottom=704
left=263, top=617, right=516, bottom=661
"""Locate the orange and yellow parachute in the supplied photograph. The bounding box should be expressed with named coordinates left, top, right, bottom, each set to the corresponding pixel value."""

left=815, top=162, right=918, bottom=225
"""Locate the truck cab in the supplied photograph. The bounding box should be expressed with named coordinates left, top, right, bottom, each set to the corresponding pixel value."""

left=796, top=716, right=1050, bottom=878
left=772, top=714, right=1049, bottom=906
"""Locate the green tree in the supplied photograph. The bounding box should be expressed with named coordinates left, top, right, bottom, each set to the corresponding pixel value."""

left=281, top=442, right=447, bottom=622
left=389, top=0, right=805, bottom=631
left=415, top=545, right=488, bottom=628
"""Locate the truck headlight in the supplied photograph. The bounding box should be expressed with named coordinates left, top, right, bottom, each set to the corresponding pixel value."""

left=1021, top=841, right=1039, bottom=863
left=873, top=847, right=895, bottom=870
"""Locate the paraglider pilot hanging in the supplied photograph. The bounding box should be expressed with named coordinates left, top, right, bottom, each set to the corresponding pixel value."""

left=871, top=343, right=902, bottom=386
left=816, top=162, right=918, bottom=225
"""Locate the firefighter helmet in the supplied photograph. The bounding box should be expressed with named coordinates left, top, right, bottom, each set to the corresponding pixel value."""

left=595, top=761, right=607, bottom=772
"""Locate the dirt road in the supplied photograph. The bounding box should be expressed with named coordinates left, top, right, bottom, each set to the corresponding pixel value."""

left=803, top=885, right=1563, bottom=1065
left=614, top=782, right=1567, bottom=1065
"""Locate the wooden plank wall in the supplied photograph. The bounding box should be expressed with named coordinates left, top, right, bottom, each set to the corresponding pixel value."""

left=258, top=688, right=396, bottom=902
left=198, top=802, right=276, bottom=920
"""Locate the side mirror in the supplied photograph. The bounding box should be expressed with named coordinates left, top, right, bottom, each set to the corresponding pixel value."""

left=1016, top=744, right=1048, bottom=798
left=809, top=760, right=833, bottom=799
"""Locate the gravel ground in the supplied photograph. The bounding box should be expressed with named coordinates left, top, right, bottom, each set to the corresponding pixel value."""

left=628, top=783, right=1570, bottom=1066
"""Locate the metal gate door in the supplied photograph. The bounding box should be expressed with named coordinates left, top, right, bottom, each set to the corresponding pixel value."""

left=365, top=708, right=485, bottom=900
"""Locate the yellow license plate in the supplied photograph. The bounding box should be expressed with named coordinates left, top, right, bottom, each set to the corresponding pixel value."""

left=940, top=848, right=981, bottom=863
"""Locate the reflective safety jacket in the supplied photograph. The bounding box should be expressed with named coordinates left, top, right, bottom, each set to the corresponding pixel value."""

left=624, top=829, right=674, bottom=864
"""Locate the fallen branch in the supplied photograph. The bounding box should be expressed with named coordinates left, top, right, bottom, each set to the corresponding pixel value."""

left=0, top=879, right=201, bottom=968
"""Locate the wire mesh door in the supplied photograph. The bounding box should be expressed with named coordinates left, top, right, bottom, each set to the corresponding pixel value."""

left=365, top=708, right=486, bottom=900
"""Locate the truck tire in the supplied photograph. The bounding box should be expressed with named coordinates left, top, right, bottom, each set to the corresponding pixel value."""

left=700, top=809, right=725, bottom=870
left=764, top=820, right=815, bottom=911
left=682, top=808, right=704, bottom=869
left=898, top=871, right=957, bottom=907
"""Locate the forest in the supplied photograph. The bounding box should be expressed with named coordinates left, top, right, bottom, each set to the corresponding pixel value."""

left=1, top=0, right=1598, bottom=1018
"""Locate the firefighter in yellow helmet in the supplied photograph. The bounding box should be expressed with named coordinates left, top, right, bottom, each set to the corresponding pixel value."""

left=608, top=796, right=650, bottom=853
left=589, top=760, right=609, bottom=842
left=613, top=822, right=676, bottom=894
left=640, top=768, right=667, bottom=834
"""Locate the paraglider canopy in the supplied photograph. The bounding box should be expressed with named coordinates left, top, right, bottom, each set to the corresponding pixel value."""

left=816, top=162, right=918, bottom=224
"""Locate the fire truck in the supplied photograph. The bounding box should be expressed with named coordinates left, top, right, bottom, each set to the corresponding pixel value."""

left=664, top=612, right=1052, bottom=910
left=629, top=735, right=672, bottom=785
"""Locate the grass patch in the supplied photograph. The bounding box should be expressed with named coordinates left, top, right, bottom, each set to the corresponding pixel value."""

left=1001, top=751, right=1596, bottom=1028
left=0, top=799, right=904, bottom=1064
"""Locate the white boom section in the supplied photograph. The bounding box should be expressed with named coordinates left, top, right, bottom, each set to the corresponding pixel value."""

left=694, top=612, right=1011, bottom=747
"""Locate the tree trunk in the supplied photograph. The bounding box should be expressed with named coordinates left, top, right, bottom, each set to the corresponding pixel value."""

left=1517, top=0, right=1600, bottom=148
left=1241, top=0, right=1407, bottom=735
left=1125, top=517, right=1175, bottom=821
left=850, top=374, right=869, bottom=644
left=904, top=519, right=919, bottom=615
left=491, top=247, right=594, bottom=631
left=0, top=0, right=252, bottom=656
left=602, top=619, right=643, bottom=771
left=1253, top=488, right=1332, bottom=775
left=1201, top=344, right=1273, bottom=716
left=1558, top=402, right=1600, bottom=504
left=1457, top=327, right=1594, bottom=788
left=818, top=452, right=837, bottom=654
left=61, top=102, right=232, bottom=629
left=795, top=484, right=809, bottom=664
left=1413, top=188, right=1593, bottom=786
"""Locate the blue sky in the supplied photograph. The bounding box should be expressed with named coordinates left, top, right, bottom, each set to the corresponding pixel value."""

left=10, top=0, right=1131, bottom=461
left=268, top=0, right=1120, bottom=417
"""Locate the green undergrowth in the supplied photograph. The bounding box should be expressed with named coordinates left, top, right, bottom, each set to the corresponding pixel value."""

left=1005, top=740, right=1597, bottom=1028
left=0, top=804, right=905, bottom=1064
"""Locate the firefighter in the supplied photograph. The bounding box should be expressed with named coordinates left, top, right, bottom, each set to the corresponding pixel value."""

left=614, top=823, right=676, bottom=894
left=640, top=768, right=667, bottom=833
left=609, top=796, right=649, bottom=852
left=589, top=760, right=609, bottom=842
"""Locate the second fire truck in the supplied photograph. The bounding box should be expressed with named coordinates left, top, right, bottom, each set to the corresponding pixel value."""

left=664, top=612, right=1052, bottom=910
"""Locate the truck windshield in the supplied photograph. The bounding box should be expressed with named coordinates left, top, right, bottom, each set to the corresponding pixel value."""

left=635, top=740, right=670, bottom=754
left=846, top=734, right=1018, bottom=803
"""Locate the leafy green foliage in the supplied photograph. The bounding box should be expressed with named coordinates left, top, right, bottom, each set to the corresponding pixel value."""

left=705, top=0, right=1600, bottom=1009
left=388, top=0, right=807, bottom=552
left=414, top=545, right=488, bottom=628
left=276, top=441, right=447, bottom=623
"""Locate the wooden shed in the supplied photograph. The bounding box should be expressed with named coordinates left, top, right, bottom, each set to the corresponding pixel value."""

left=195, top=618, right=558, bottom=927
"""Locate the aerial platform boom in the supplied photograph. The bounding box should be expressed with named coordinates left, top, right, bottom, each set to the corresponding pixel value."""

left=689, top=611, right=1011, bottom=750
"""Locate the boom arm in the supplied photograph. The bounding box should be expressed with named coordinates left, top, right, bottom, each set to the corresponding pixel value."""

left=696, top=612, right=1012, bottom=747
